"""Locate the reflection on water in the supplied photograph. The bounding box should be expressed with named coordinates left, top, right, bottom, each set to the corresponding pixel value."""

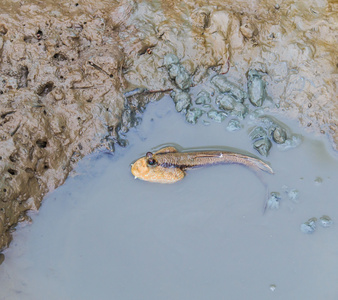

left=1, top=97, right=338, bottom=300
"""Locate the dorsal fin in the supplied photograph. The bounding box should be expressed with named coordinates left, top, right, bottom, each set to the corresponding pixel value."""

left=155, top=146, right=178, bottom=154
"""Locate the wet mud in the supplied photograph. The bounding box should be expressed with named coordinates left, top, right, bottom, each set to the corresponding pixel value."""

left=0, top=0, right=337, bottom=251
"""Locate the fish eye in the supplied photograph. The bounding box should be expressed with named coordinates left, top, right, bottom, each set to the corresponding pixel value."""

left=147, top=158, right=157, bottom=166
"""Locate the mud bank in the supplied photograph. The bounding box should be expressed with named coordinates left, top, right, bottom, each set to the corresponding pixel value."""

left=0, top=0, right=337, bottom=250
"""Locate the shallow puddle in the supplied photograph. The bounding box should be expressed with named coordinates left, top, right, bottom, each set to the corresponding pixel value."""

left=1, top=96, right=338, bottom=300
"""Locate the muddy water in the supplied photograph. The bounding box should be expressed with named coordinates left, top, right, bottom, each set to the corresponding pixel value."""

left=0, top=97, right=337, bottom=299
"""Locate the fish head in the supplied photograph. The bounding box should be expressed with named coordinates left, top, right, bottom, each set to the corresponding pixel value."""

left=131, top=156, right=184, bottom=184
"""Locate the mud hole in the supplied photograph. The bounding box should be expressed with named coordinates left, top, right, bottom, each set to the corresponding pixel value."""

left=0, top=0, right=337, bottom=251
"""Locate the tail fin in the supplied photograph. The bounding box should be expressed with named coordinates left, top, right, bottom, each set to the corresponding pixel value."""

left=233, top=154, right=274, bottom=174
left=249, top=156, right=274, bottom=174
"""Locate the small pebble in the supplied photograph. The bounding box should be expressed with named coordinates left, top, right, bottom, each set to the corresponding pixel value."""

left=106, top=138, right=115, bottom=152
left=164, top=54, right=191, bottom=90
left=247, top=70, right=266, bottom=107
left=211, top=75, right=245, bottom=101
left=117, top=138, right=128, bottom=148
left=195, top=90, right=211, bottom=105
left=277, top=134, right=302, bottom=151
left=230, top=102, right=248, bottom=120
left=272, top=126, right=287, bottom=144
left=314, top=177, right=323, bottom=185
left=207, top=110, right=227, bottom=123
left=175, top=65, right=191, bottom=90
left=168, top=63, right=180, bottom=79
left=300, top=217, right=317, bottom=234
left=253, top=137, right=272, bottom=157
left=163, top=53, right=179, bottom=67
left=288, top=189, right=299, bottom=202
left=319, top=215, right=333, bottom=228
left=226, top=119, right=242, bottom=131
left=216, top=94, right=236, bottom=111
left=250, top=126, right=267, bottom=141
left=267, top=192, right=281, bottom=210
left=248, top=108, right=265, bottom=120
left=172, top=91, right=191, bottom=112
left=185, top=107, right=203, bottom=124
left=269, top=284, right=276, bottom=292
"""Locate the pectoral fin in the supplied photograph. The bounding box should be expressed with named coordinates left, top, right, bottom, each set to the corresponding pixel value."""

left=155, top=166, right=185, bottom=183
left=155, top=146, right=178, bottom=154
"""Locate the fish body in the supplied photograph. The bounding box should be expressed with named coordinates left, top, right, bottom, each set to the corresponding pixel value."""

left=131, top=146, right=273, bottom=183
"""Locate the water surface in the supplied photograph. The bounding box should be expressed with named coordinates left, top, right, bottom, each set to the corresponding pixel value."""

left=1, top=97, right=338, bottom=300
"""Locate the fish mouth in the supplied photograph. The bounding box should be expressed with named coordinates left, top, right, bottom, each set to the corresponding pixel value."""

left=131, top=162, right=142, bottom=179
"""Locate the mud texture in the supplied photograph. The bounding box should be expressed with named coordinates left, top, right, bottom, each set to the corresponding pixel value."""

left=0, top=0, right=337, bottom=251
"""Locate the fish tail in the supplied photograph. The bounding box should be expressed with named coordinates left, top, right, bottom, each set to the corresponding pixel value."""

left=228, top=153, right=273, bottom=174
left=245, top=156, right=274, bottom=174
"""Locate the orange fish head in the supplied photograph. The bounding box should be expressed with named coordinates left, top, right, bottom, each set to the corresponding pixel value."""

left=131, top=157, right=150, bottom=179
left=131, top=156, right=184, bottom=184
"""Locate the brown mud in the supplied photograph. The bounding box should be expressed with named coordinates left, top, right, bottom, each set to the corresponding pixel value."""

left=0, top=0, right=337, bottom=251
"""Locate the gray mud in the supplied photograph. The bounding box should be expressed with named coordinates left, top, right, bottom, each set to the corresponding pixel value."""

left=0, top=97, right=338, bottom=299
left=0, top=0, right=337, bottom=253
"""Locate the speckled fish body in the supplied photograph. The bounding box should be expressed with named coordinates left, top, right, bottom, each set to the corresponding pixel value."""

left=131, top=146, right=273, bottom=184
